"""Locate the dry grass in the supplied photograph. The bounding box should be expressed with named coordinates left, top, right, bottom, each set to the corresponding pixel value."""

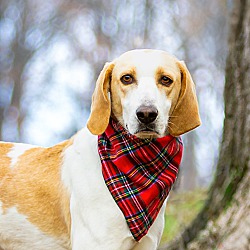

left=160, top=189, right=207, bottom=246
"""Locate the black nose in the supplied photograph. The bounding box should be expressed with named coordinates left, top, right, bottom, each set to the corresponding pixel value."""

left=136, top=106, right=158, bottom=124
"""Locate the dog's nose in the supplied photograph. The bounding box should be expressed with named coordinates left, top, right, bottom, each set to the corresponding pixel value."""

left=136, top=106, right=158, bottom=124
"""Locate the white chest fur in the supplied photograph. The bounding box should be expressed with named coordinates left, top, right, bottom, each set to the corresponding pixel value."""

left=61, top=128, right=166, bottom=250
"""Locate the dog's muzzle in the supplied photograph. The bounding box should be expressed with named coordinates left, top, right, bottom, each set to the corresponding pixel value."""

left=135, top=105, right=159, bottom=136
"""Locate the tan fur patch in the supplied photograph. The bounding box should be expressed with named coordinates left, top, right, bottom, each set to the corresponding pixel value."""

left=116, top=67, right=137, bottom=82
left=0, top=140, right=72, bottom=238
left=155, top=66, right=175, bottom=83
left=110, top=66, right=138, bottom=121
left=0, top=143, right=13, bottom=180
left=155, top=65, right=182, bottom=116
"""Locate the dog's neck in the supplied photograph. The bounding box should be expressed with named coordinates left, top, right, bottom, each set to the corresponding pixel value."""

left=97, top=118, right=183, bottom=241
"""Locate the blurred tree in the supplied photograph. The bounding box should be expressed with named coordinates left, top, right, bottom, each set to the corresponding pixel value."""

left=160, top=0, right=250, bottom=248
left=0, top=0, right=71, bottom=141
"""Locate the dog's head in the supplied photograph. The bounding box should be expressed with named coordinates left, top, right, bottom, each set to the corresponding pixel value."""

left=87, top=49, right=201, bottom=138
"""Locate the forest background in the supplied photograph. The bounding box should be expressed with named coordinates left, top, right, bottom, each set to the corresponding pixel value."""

left=1, top=0, right=249, bottom=249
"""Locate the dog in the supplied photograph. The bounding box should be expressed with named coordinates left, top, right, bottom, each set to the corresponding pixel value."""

left=0, top=49, right=200, bottom=250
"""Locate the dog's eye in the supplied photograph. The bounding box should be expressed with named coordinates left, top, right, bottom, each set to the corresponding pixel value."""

left=121, top=75, right=133, bottom=85
left=161, top=76, right=173, bottom=86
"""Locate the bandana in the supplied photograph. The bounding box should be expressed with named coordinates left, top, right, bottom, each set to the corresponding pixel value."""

left=98, top=119, right=183, bottom=241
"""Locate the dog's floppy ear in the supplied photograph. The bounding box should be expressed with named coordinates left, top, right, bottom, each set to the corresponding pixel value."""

left=168, top=61, right=201, bottom=136
left=87, top=62, right=114, bottom=135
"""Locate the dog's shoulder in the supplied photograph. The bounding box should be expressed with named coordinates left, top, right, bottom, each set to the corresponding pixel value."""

left=0, top=140, right=72, bottom=242
left=0, top=140, right=72, bottom=176
left=0, top=142, right=13, bottom=180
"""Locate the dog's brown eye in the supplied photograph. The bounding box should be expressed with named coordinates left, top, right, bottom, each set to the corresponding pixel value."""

left=121, top=75, right=133, bottom=85
left=161, top=76, right=173, bottom=86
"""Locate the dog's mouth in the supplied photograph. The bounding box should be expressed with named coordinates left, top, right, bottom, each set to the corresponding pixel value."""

left=134, top=125, right=160, bottom=139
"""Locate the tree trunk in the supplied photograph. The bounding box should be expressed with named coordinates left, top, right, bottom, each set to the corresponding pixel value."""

left=160, top=0, right=250, bottom=249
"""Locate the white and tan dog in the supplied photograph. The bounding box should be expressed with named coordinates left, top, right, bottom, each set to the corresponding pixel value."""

left=0, top=49, right=200, bottom=250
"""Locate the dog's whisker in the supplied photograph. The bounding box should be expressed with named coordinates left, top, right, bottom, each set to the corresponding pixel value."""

left=168, top=115, right=179, bottom=118
left=167, top=121, right=179, bottom=129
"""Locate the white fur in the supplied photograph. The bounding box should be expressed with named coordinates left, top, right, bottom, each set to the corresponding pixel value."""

left=7, top=143, right=37, bottom=168
left=0, top=205, right=69, bottom=250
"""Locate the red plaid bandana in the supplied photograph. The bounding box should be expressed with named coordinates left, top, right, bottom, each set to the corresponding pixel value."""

left=98, top=119, right=183, bottom=241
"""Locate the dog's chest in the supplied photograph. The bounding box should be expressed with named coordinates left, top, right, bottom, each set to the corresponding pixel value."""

left=62, top=128, right=136, bottom=249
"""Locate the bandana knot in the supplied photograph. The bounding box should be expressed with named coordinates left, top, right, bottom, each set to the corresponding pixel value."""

left=98, top=119, right=183, bottom=241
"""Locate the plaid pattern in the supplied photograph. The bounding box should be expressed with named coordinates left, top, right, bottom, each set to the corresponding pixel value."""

left=98, top=119, right=183, bottom=241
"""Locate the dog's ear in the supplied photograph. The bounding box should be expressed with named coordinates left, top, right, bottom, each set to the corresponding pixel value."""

left=87, top=62, right=115, bottom=135
left=168, top=61, right=201, bottom=136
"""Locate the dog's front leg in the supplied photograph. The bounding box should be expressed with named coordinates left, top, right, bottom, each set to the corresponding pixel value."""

left=70, top=195, right=90, bottom=250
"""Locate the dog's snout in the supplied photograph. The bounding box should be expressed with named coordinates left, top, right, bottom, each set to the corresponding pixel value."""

left=136, top=106, right=158, bottom=124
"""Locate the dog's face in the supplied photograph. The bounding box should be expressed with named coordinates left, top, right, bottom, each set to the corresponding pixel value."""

left=87, top=49, right=201, bottom=138
left=110, top=50, right=182, bottom=138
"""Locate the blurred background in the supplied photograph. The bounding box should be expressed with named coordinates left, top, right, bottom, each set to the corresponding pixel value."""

left=0, top=0, right=230, bottom=243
